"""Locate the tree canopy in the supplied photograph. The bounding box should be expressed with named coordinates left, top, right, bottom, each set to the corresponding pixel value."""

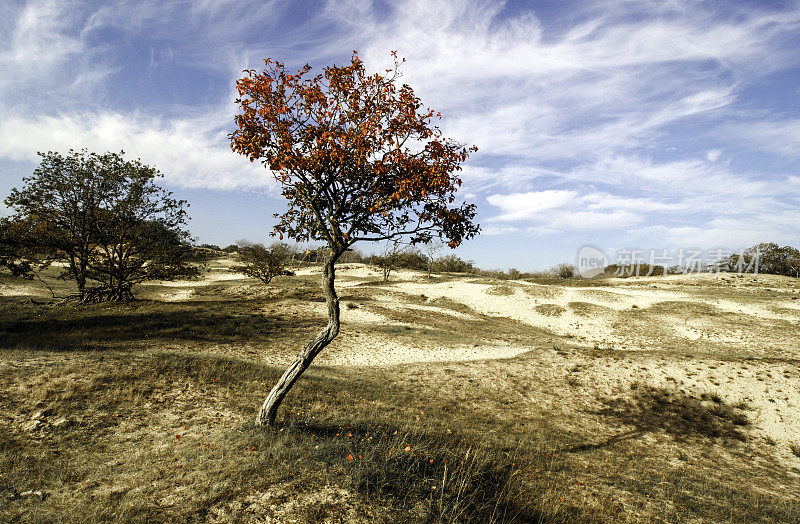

left=717, top=243, right=800, bottom=278
left=0, top=218, right=47, bottom=280
left=234, top=241, right=295, bottom=284
left=4, top=150, right=194, bottom=301
left=230, top=51, right=479, bottom=254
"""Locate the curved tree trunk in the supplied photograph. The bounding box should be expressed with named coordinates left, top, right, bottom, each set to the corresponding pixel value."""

left=255, top=253, right=341, bottom=427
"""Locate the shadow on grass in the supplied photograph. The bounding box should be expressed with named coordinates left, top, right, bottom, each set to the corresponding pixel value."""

left=262, top=418, right=547, bottom=523
left=3, top=349, right=797, bottom=523
left=573, top=385, right=750, bottom=453
left=1, top=349, right=550, bottom=523
left=0, top=298, right=321, bottom=351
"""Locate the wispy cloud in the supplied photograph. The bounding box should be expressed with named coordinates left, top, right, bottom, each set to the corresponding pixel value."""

left=349, top=0, right=799, bottom=163
left=1, top=0, right=799, bottom=261
left=0, top=1, right=292, bottom=190
left=487, top=190, right=578, bottom=221
left=0, top=1, right=113, bottom=110
left=0, top=112, right=273, bottom=190
left=719, top=118, right=800, bottom=159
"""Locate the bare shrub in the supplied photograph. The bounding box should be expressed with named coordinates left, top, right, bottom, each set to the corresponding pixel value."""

left=550, top=263, right=575, bottom=279
left=234, top=242, right=295, bottom=284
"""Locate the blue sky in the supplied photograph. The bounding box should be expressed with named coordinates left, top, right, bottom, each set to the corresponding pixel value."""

left=1, top=0, right=799, bottom=270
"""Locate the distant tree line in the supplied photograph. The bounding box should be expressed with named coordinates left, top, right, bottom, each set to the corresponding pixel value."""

left=191, top=238, right=588, bottom=282
left=6, top=153, right=795, bottom=299
left=598, top=242, right=800, bottom=279
left=216, top=238, right=490, bottom=282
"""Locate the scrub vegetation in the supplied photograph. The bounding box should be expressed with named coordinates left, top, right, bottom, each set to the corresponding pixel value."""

left=2, top=260, right=799, bottom=522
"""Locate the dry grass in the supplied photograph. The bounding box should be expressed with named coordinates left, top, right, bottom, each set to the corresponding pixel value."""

left=0, top=348, right=547, bottom=522
left=534, top=304, right=566, bottom=317
left=485, top=284, right=515, bottom=296
left=1, top=265, right=800, bottom=522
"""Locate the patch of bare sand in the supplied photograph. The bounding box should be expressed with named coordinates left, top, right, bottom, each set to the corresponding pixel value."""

left=154, top=266, right=248, bottom=300
left=398, top=302, right=477, bottom=320
left=156, top=269, right=247, bottom=288
left=295, top=263, right=421, bottom=287
left=319, top=334, right=530, bottom=367
left=709, top=298, right=800, bottom=322
left=160, top=288, right=195, bottom=302
left=285, top=300, right=524, bottom=366
left=554, top=350, right=800, bottom=467
left=0, top=280, right=52, bottom=297
left=245, top=308, right=529, bottom=368
left=391, top=280, right=626, bottom=348
left=389, top=275, right=800, bottom=352
left=0, top=284, right=39, bottom=297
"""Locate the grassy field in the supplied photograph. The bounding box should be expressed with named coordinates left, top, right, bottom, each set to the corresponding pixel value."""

left=1, top=260, right=799, bottom=522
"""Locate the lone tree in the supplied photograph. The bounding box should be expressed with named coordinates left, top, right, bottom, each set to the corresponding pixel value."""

left=5, top=150, right=194, bottom=302
left=234, top=241, right=295, bottom=284
left=423, top=240, right=444, bottom=279
left=376, top=238, right=406, bottom=282
left=715, top=243, right=800, bottom=277
left=231, top=51, right=479, bottom=427
left=750, top=243, right=800, bottom=278
left=0, top=218, right=35, bottom=279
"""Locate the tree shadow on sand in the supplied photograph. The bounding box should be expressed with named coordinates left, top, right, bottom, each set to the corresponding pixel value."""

left=564, top=385, right=749, bottom=452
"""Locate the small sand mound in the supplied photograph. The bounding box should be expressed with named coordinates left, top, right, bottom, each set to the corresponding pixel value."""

left=520, top=284, right=560, bottom=299
left=535, top=304, right=566, bottom=317
left=568, top=301, right=614, bottom=316
left=399, top=302, right=477, bottom=320
left=485, top=284, right=516, bottom=296
left=319, top=338, right=532, bottom=366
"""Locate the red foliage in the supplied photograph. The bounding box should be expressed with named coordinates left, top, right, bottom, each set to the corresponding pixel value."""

left=230, top=51, right=479, bottom=253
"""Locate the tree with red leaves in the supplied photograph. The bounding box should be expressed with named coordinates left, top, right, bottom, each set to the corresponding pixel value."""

left=230, top=51, right=479, bottom=427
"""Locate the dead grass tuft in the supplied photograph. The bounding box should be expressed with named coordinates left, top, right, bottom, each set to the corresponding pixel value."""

left=535, top=304, right=566, bottom=317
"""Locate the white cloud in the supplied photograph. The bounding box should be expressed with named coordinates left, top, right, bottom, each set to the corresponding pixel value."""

left=345, top=0, right=800, bottom=164
left=0, top=112, right=275, bottom=190
left=480, top=225, right=520, bottom=236
left=563, top=154, right=773, bottom=201
left=484, top=188, right=645, bottom=229
left=547, top=209, right=642, bottom=231
left=583, top=193, right=686, bottom=213
left=486, top=190, right=577, bottom=221
left=1, top=0, right=799, bottom=257
left=482, top=150, right=800, bottom=240
left=459, top=164, right=555, bottom=193
left=643, top=217, right=799, bottom=250
left=0, top=1, right=289, bottom=190
left=0, top=1, right=112, bottom=109
left=720, top=119, right=800, bottom=159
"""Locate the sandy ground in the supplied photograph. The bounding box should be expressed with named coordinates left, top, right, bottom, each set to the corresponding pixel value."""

left=157, top=262, right=249, bottom=301
left=3, top=261, right=799, bottom=466
left=285, top=264, right=800, bottom=466
left=392, top=273, right=800, bottom=354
